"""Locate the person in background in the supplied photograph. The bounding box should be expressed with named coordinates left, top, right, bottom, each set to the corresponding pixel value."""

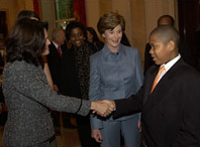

left=103, top=25, right=200, bottom=147
left=47, top=28, right=65, bottom=135
left=61, top=21, right=100, bottom=147
left=86, top=27, right=104, bottom=51
left=47, top=28, right=66, bottom=92
left=47, top=28, right=75, bottom=135
left=2, top=18, right=113, bottom=147
left=17, top=10, right=54, bottom=89
left=90, top=12, right=143, bottom=147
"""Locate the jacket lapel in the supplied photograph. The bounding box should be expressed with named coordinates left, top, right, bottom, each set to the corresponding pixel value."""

left=143, top=66, right=157, bottom=105
left=143, top=59, right=184, bottom=114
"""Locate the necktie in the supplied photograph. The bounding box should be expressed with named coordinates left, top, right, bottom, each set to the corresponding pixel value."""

left=57, top=47, right=62, bottom=56
left=150, top=65, right=165, bottom=93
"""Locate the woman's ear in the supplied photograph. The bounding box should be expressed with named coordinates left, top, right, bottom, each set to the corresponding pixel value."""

left=102, top=34, right=105, bottom=38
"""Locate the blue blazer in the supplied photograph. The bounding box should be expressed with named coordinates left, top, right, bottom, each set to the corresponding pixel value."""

left=89, top=44, right=144, bottom=129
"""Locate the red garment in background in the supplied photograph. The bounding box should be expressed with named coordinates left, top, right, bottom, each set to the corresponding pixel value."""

left=73, top=0, right=87, bottom=27
left=33, top=0, right=40, bottom=16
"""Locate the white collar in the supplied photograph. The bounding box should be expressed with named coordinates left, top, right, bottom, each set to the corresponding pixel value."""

left=160, top=54, right=181, bottom=72
left=52, top=41, right=59, bottom=49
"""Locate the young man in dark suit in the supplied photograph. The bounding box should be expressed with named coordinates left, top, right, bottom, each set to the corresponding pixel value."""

left=102, top=25, right=200, bottom=147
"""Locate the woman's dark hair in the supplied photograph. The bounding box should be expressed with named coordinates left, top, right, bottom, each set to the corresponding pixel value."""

left=6, top=18, right=47, bottom=66
left=18, top=10, right=40, bottom=21
left=17, top=10, right=48, bottom=30
left=65, top=21, right=87, bottom=41
left=86, top=27, right=100, bottom=42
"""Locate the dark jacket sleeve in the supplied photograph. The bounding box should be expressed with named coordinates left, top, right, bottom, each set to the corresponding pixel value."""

left=112, top=86, right=144, bottom=119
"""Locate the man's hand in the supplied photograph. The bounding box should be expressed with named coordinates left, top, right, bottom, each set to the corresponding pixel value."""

left=101, top=100, right=116, bottom=110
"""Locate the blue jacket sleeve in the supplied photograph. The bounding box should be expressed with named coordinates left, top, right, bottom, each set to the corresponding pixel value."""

left=132, top=48, right=144, bottom=119
left=89, top=54, right=103, bottom=129
left=133, top=48, right=144, bottom=93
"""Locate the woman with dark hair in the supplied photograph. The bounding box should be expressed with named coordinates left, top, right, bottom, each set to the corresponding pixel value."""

left=17, top=10, right=51, bottom=89
left=86, top=27, right=104, bottom=51
left=61, top=21, right=100, bottom=147
left=2, top=18, right=112, bottom=147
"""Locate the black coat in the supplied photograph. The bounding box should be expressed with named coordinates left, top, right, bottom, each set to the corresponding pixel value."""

left=59, top=47, right=81, bottom=98
left=47, top=42, right=66, bottom=89
left=59, top=42, right=97, bottom=99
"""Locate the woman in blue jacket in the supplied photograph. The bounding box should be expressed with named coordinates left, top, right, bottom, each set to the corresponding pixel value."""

left=89, top=12, right=144, bottom=147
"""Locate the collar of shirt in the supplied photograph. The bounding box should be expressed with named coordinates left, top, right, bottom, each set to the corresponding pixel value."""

left=52, top=41, right=59, bottom=49
left=156, top=54, right=181, bottom=83
left=102, top=43, right=124, bottom=58
left=161, top=54, right=181, bottom=72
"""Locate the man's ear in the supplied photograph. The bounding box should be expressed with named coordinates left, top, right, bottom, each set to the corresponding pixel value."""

left=102, top=34, right=105, bottom=38
left=167, top=40, right=175, bottom=52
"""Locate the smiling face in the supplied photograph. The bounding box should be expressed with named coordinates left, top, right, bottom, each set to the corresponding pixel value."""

left=149, top=34, right=172, bottom=65
left=103, top=25, right=122, bottom=52
left=70, top=27, right=85, bottom=48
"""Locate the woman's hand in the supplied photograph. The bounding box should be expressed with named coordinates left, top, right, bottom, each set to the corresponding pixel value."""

left=91, top=100, right=114, bottom=117
left=91, top=129, right=103, bottom=143
left=138, top=120, right=142, bottom=133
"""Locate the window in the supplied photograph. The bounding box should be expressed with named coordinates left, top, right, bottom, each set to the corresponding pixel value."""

left=54, top=0, right=75, bottom=29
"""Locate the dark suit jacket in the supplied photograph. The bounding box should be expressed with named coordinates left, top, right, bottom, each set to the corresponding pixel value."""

left=113, top=58, right=200, bottom=147
left=47, top=42, right=66, bottom=89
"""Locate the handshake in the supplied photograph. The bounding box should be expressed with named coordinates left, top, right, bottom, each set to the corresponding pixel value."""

left=90, top=100, right=116, bottom=117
